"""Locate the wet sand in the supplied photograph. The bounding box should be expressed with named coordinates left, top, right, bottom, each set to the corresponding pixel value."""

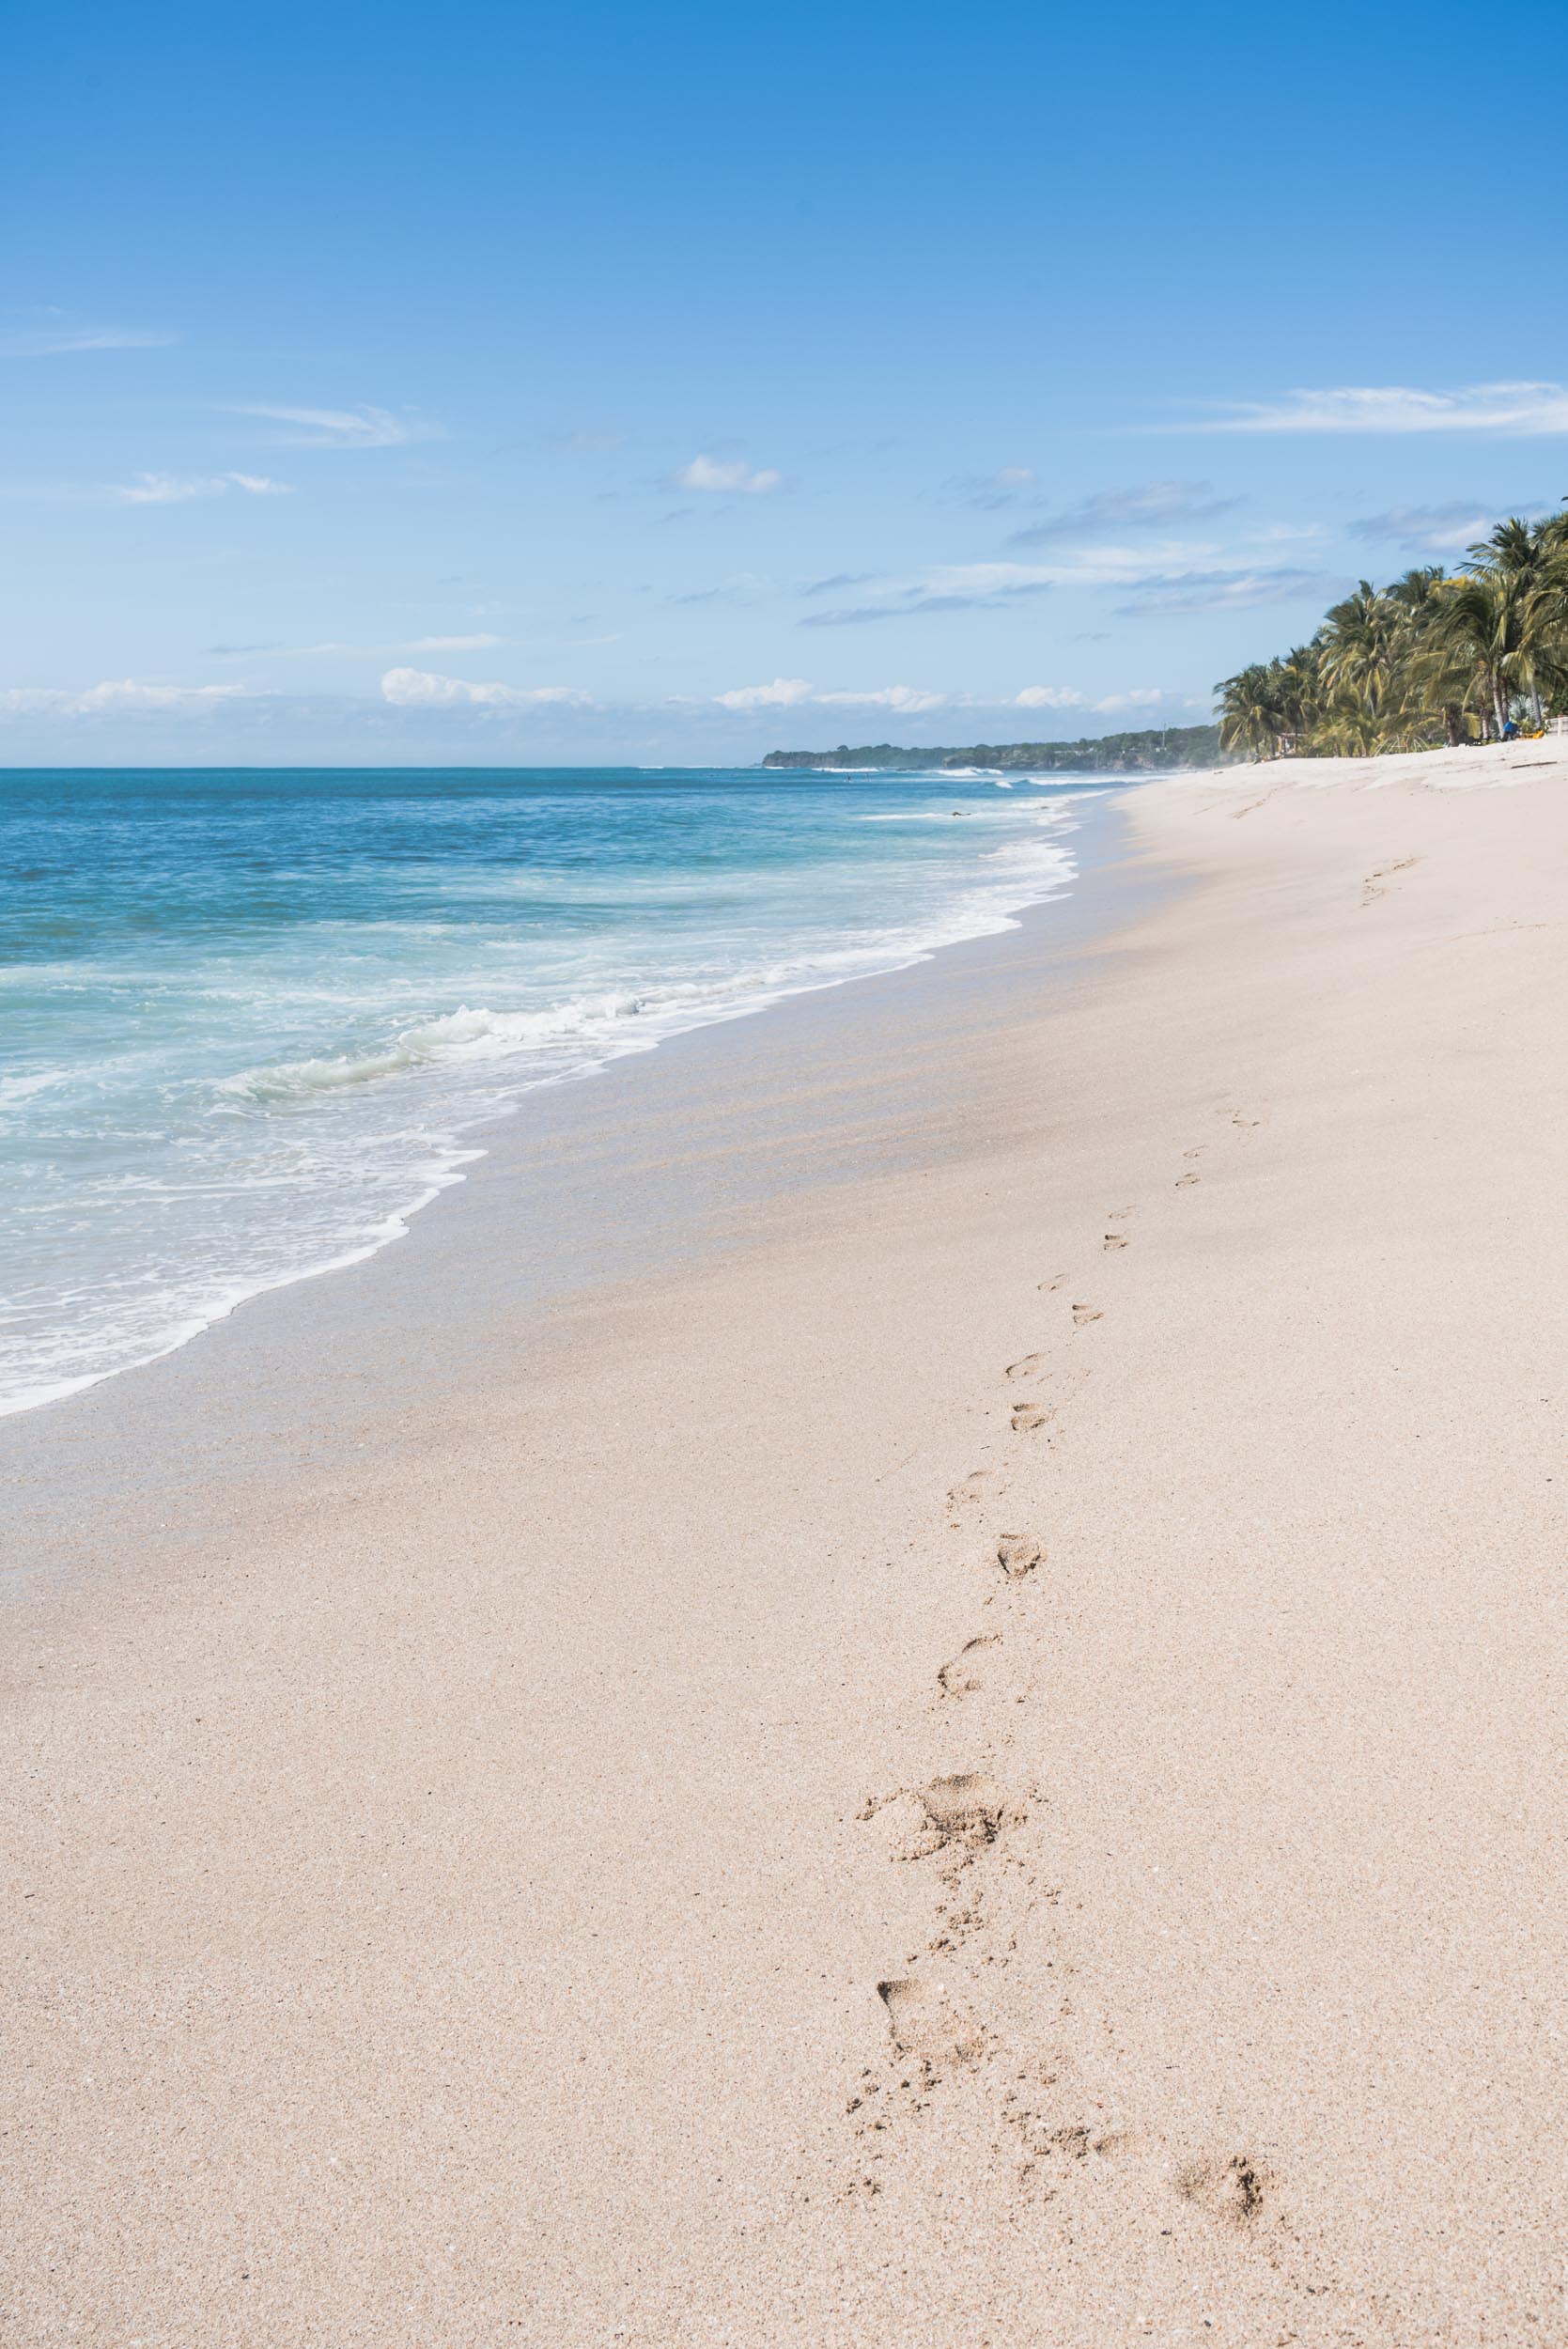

left=7, top=740, right=1568, bottom=2345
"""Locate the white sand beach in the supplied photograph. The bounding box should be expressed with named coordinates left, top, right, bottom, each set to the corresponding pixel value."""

left=8, top=738, right=1568, bottom=2345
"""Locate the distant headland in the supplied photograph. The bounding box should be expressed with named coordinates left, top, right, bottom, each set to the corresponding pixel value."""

left=761, top=723, right=1225, bottom=772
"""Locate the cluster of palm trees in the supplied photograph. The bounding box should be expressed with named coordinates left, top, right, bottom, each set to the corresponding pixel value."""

left=1216, top=512, right=1568, bottom=759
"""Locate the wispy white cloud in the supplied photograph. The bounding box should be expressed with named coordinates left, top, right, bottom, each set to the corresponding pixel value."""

left=671, top=573, right=772, bottom=608
left=1116, top=567, right=1339, bottom=615
left=919, top=562, right=1065, bottom=596
left=1012, top=684, right=1166, bottom=715
left=799, top=569, right=1049, bottom=628
left=938, top=464, right=1037, bottom=511
left=800, top=549, right=1217, bottom=627
left=714, top=677, right=815, bottom=710
left=1182, top=382, right=1568, bottom=436
left=116, top=474, right=212, bottom=506
left=114, top=471, right=295, bottom=505
left=815, top=685, right=946, bottom=713
left=0, top=322, right=179, bottom=357
left=674, top=454, right=783, bottom=495
left=0, top=678, right=251, bottom=716
left=380, top=666, right=589, bottom=708
left=1347, top=501, right=1520, bottom=554
left=1009, top=481, right=1239, bottom=545
left=714, top=678, right=946, bottom=714
left=229, top=403, right=444, bottom=449
left=803, top=571, right=877, bottom=597
left=799, top=552, right=1335, bottom=626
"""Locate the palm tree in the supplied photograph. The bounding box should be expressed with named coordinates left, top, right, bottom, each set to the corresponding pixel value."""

left=1211, top=509, right=1568, bottom=759
left=1216, top=661, right=1285, bottom=759
left=1420, top=527, right=1567, bottom=738
left=1464, top=519, right=1568, bottom=724
left=1309, top=701, right=1385, bottom=757
left=1375, top=568, right=1450, bottom=748
left=1318, top=581, right=1399, bottom=720
left=1385, top=565, right=1446, bottom=617
left=1275, top=644, right=1322, bottom=750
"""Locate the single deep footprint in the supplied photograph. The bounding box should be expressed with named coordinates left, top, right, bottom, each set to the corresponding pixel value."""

left=1175, top=2151, right=1270, bottom=2227
left=938, top=1633, right=1002, bottom=1697
left=1070, top=1303, right=1102, bottom=1329
left=916, top=1772, right=1022, bottom=1853
left=993, top=1532, right=1043, bottom=1579
left=1003, top=2092, right=1157, bottom=2167
left=1011, top=1400, right=1051, bottom=1432
left=877, top=1975, right=986, bottom=2064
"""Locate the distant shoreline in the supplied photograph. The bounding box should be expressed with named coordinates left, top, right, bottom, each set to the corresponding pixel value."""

left=762, top=722, right=1226, bottom=772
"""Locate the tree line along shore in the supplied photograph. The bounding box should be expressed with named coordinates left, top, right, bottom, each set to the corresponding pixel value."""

left=767, top=510, right=1568, bottom=777
left=760, top=724, right=1223, bottom=772
left=1218, top=511, right=1568, bottom=759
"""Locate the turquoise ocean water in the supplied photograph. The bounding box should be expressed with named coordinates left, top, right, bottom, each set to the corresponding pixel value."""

left=0, top=766, right=1093, bottom=1415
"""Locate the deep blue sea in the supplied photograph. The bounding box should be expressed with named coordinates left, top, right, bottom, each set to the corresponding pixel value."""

left=0, top=765, right=1093, bottom=1415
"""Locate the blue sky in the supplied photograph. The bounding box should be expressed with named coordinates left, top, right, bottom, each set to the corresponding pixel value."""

left=4, top=0, right=1566, bottom=764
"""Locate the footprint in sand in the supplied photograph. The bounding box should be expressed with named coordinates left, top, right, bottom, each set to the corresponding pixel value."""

left=1004, top=2097, right=1157, bottom=2165
left=866, top=1773, right=1026, bottom=1864
left=938, top=1633, right=1002, bottom=1697
left=915, top=1772, right=1023, bottom=1854
left=994, top=1533, right=1043, bottom=1579
left=877, top=1976, right=986, bottom=2064
left=1175, top=2151, right=1270, bottom=2227
left=1070, top=1303, right=1101, bottom=1329
left=1005, top=1351, right=1047, bottom=1382
left=1362, top=855, right=1418, bottom=905
left=947, top=1469, right=996, bottom=1510
left=1038, top=1272, right=1067, bottom=1293
left=1102, top=1232, right=1127, bottom=1251
left=1011, top=1401, right=1052, bottom=1431
left=1175, top=1170, right=1201, bottom=1188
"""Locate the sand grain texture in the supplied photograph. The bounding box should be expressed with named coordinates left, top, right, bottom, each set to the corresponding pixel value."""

left=7, top=739, right=1568, bottom=2344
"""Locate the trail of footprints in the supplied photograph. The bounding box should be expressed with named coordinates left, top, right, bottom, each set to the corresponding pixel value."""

left=1361, top=854, right=1419, bottom=907
left=842, top=1100, right=1351, bottom=2323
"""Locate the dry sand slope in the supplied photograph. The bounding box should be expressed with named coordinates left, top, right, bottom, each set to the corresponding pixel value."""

left=8, top=739, right=1568, bottom=2347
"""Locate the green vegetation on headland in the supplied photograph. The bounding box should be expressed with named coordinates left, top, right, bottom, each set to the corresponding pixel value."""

left=1218, top=512, right=1568, bottom=758
left=761, top=723, right=1224, bottom=772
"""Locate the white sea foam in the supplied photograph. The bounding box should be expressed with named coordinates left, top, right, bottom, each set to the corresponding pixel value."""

left=0, top=774, right=1092, bottom=1418
left=0, top=1070, right=66, bottom=1110
left=857, top=808, right=1024, bottom=822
